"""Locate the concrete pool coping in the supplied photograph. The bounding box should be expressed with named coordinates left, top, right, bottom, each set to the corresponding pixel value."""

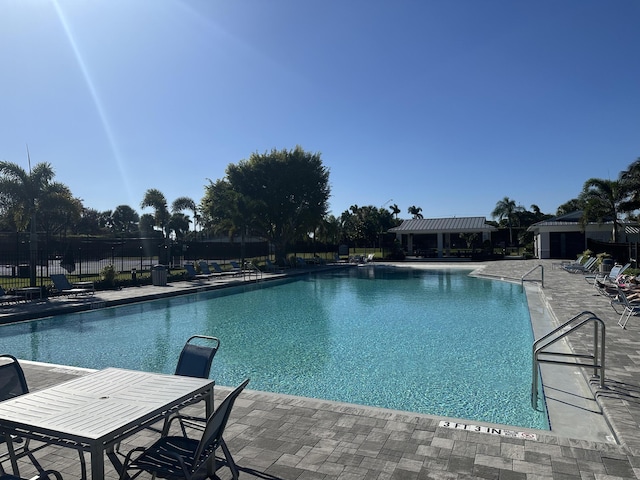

left=3, top=259, right=640, bottom=479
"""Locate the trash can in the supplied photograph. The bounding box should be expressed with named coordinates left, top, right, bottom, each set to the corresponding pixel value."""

left=600, top=258, right=613, bottom=273
left=151, top=265, right=167, bottom=286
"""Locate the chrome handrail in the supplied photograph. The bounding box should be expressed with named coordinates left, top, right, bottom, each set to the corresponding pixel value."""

left=521, top=264, right=543, bottom=289
left=531, top=311, right=605, bottom=410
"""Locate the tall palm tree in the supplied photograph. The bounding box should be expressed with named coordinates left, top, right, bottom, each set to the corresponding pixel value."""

left=407, top=206, right=423, bottom=219
left=0, top=160, right=68, bottom=286
left=141, top=189, right=170, bottom=238
left=171, top=196, right=198, bottom=234
left=491, top=197, right=524, bottom=246
left=390, top=204, right=401, bottom=220
left=141, top=189, right=170, bottom=264
left=581, top=178, right=624, bottom=243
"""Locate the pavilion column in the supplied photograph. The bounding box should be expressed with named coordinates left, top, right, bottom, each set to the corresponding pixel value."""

left=437, top=233, right=443, bottom=258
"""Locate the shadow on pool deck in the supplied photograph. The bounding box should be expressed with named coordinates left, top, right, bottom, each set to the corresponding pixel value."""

left=4, top=260, right=640, bottom=479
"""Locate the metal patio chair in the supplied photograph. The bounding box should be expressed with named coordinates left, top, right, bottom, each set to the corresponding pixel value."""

left=0, top=355, right=47, bottom=476
left=119, top=378, right=249, bottom=480
left=174, top=335, right=220, bottom=379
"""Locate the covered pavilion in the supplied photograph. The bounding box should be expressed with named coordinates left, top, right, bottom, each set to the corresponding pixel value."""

left=388, top=216, right=497, bottom=258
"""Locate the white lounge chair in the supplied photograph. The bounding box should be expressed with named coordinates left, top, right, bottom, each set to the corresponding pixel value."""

left=587, top=262, right=631, bottom=290
left=563, top=257, right=597, bottom=274
left=615, top=285, right=640, bottom=328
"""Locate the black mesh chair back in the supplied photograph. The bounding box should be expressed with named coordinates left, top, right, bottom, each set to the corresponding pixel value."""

left=174, top=335, right=220, bottom=379
left=121, top=378, right=249, bottom=480
left=193, top=378, right=249, bottom=468
left=0, top=355, right=28, bottom=401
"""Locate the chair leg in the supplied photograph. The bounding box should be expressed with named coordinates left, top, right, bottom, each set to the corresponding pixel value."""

left=220, top=438, right=239, bottom=480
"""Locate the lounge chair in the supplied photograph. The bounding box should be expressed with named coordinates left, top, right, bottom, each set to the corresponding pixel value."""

left=0, top=288, right=21, bottom=305
left=229, top=261, right=244, bottom=274
left=562, top=256, right=597, bottom=274
left=208, top=262, right=238, bottom=277
left=183, top=263, right=213, bottom=281
left=120, top=378, right=250, bottom=480
left=616, top=286, right=640, bottom=328
left=264, top=258, right=276, bottom=272
left=561, top=255, right=585, bottom=268
left=50, top=274, right=94, bottom=296
left=586, top=262, right=631, bottom=289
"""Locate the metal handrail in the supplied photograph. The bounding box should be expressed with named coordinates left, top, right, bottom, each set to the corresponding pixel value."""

left=521, top=264, right=544, bottom=289
left=242, top=262, right=263, bottom=282
left=531, top=311, right=605, bottom=410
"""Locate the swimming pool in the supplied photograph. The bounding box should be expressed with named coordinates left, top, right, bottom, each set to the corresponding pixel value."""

left=0, top=265, right=548, bottom=430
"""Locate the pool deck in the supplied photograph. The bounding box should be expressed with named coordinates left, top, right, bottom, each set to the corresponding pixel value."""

left=3, top=260, right=640, bottom=479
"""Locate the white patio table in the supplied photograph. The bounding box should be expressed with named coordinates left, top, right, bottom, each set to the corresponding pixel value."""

left=0, top=367, right=214, bottom=479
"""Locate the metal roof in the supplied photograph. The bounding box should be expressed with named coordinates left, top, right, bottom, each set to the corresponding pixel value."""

left=388, top=217, right=496, bottom=234
left=527, top=210, right=616, bottom=231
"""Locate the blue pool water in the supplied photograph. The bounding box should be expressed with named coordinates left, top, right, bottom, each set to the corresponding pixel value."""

left=0, top=266, right=548, bottom=430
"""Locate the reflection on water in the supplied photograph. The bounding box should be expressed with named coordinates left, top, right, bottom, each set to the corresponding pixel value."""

left=0, top=266, right=548, bottom=430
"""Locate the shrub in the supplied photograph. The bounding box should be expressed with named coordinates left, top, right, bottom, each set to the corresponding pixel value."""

left=100, top=264, right=117, bottom=288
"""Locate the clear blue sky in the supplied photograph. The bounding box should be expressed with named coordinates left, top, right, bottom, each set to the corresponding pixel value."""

left=2, top=0, right=639, bottom=221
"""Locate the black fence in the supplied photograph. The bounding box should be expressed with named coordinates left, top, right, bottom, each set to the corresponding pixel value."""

left=586, top=239, right=635, bottom=266
left=0, top=233, right=272, bottom=291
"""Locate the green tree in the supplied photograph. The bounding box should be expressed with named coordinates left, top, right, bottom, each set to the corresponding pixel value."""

left=491, top=197, right=524, bottom=246
left=75, top=208, right=106, bottom=235
left=618, top=157, right=640, bottom=214
left=215, top=146, right=330, bottom=261
left=556, top=198, right=585, bottom=216
left=581, top=178, right=624, bottom=243
left=0, top=160, right=72, bottom=285
left=111, top=205, right=140, bottom=235
left=340, top=205, right=395, bottom=247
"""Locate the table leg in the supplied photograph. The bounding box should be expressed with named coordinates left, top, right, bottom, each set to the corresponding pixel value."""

left=3, top=434, right=19, bottom=477
left=205, top=386, right=215, bottom=477
left=90, top=444, right=104, bottom=480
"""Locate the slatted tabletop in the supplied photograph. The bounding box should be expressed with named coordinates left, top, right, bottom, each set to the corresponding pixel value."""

left=0, top=368, right=214, bottom=478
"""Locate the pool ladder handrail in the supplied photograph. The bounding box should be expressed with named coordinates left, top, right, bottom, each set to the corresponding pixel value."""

left=521, top=264, right=543, bottom=289
left=531, top=311, right=605, bottom=410
left=242, top=261, right=263, bottom=282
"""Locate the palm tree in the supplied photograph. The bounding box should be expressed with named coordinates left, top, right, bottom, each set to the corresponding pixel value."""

left=407, top=206, right=423, bottom=219
left=390, top=204, right=401, bottom=220
left=0, top=160, right=69, bottom=286
left=141, top=189, right=170, bottom=264
left=141, top=189, right=170, bottom=238
left=619, top=157, right=640, bottom=214
left=171, top=196, right=198, bottom=235
left=581, top=178, right=624, bottom=243
left=111, top=205, right=140, bottom=234
left=491, top=197, right=524, bottom=246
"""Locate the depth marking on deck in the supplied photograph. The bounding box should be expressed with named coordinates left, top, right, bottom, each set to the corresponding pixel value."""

left=438, top=421, right=538, bottom=440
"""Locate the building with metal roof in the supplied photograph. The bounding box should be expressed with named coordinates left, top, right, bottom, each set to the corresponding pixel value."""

left=527, top=211, right=618, bottom=259
left=388, top=217, right=496, bottom=258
